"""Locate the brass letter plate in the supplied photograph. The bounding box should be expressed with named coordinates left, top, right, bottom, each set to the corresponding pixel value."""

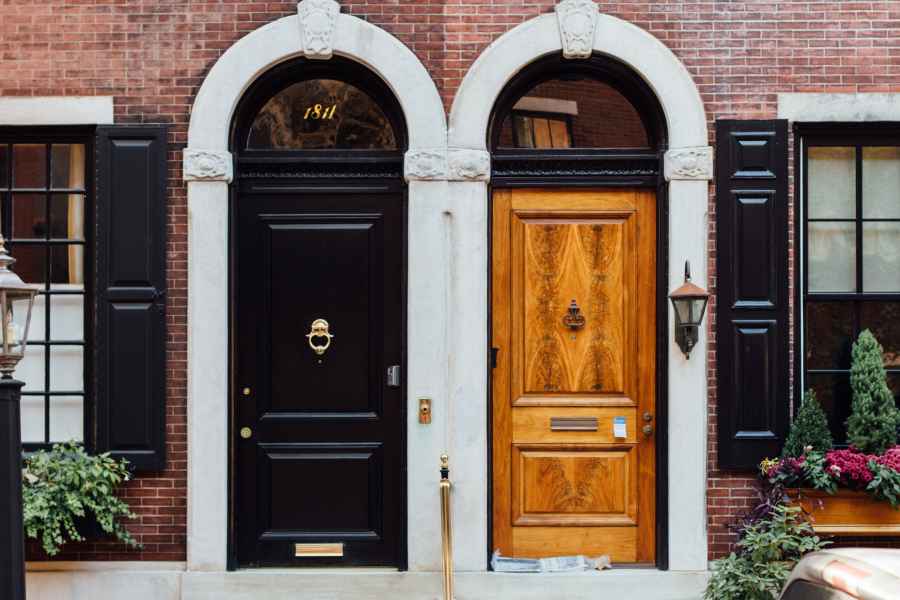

left=550, top=417, right=598, bottom=431
left=295, top=543, right=344, bottom=558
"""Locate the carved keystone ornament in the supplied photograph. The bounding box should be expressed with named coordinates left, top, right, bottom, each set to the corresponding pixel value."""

left=555, top=0, right=600, bottom=59
left=298, top=0, right=340, bottom=60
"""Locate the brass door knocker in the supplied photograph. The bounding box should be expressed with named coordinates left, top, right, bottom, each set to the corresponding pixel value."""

left=306, top=319, right=334, bottom=355
left=562, top=299, right=586, bottom=330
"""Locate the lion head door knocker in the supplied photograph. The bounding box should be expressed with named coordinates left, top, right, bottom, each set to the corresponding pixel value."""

left=306, top=318, right=334, bottom=356
left=562, top=299, right=586, bottom=331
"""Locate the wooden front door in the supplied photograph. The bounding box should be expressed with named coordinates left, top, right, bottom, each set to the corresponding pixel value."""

left=234, top=189, right=405, bottom=567
left=492, top=188, right=657, bottom=564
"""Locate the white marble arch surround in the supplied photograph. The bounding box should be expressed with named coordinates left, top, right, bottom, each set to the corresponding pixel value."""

left=184, top=5, right=450, bottom=572
left=185, top=0, right=712, bottom=577
left=447, top=9, right=712, bottom=571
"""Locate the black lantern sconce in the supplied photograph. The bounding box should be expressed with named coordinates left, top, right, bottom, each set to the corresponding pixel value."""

left=669, top=261, right=709, bottom=359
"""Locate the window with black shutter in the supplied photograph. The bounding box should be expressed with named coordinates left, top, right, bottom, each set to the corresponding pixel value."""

left=0, top=125, right=168, bottom=472
left=0, top=128, right=92, bottom=452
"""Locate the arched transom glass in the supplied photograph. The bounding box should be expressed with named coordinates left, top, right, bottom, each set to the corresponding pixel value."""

left=246, top=79, right=398, bottom=151
left=496, top=77, right=650, bottom=150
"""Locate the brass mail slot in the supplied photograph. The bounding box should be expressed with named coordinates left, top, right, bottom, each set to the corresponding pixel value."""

left=295, top=543, right=344, bottom=558
left=550, top=417, right=598, bottom=431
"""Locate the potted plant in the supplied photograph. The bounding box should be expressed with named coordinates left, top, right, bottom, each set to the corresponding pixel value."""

left=705, top=485, right=829, bottom=600
left=22, top=441, right=140, bottom=556
left=765, top=330, right=900, bottom=536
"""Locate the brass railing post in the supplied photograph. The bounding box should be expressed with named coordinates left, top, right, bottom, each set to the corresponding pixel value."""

left=439, top=454, right=454, bottom=600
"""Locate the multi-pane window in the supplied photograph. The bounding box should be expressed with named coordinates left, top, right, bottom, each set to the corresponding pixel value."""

left=0, top=135, right=90, bottom=448
left=800, top=135, right=900, bottom=442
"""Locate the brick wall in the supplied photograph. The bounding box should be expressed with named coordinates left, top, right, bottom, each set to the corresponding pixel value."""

left=4, top=0, right=900, bottom=562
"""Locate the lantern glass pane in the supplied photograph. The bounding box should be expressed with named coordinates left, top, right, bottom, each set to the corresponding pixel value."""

left=673, top=298, right=691, bottom=323
left=691, top=297, right=708, bottom=323
left=9, top=294, right=34, bottom=354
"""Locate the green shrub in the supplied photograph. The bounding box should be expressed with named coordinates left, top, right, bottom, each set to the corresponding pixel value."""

left=846, top=329, right=900, bottom=454
left=782, top=389, right=833, bottom=459
left=23, top=441, right=140, bottom=556
left=705, top=504, right=829, bottom=600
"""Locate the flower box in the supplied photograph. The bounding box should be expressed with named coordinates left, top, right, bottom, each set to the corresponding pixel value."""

left=788, top=489, right=900, bottom=536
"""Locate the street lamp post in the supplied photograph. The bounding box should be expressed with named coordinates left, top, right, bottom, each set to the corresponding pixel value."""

left=0, top=237, right=38, bottom=600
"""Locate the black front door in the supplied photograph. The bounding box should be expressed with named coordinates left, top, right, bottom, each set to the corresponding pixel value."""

left=234, top=188, right=405, bottom=567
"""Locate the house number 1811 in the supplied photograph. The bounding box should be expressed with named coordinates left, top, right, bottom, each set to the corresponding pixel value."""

left=304, top=104, right=338, bottom=120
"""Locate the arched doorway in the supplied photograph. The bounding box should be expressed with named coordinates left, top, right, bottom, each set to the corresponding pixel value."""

left=448, top=7, right=712, bottom=571
left=488, top=54, right=667, bottom=566
left=229, top=56, right=408, bottom=568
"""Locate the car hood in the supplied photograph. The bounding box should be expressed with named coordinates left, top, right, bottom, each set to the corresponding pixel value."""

left=785, top=549, right=900, bottom=600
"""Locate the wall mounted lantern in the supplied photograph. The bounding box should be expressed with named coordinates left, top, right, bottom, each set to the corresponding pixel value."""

left=0, top=237, right=36, bottom=377
left=669, top=260, right=709, bottom=359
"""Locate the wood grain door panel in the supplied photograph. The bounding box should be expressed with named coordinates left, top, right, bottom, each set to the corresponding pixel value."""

left=512, top=445, right=638, bottom=526
left=492, top=188, right=656, bottom=564
left=520, top=214, right=631, bottom=396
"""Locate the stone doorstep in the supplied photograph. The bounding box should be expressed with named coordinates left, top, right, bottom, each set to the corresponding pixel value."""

left=27, top=568, right=709, bottom=600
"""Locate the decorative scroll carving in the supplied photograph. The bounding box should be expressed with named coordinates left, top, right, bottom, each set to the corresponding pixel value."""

left=555, top=0, right=599, bottom=60
left=664, top=146, right=714, bottom=181
left=183, top=149, right=233, bottom=182
left=404, top=149, right=447, bottom=181
left=298, top=0, right=340, bottom=60
left=404, top=149, right=491, bottom=181
left=448, top=149, right=490, bottom=181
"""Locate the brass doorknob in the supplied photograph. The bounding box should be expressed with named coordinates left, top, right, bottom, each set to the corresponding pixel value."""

left=642, top=424, right=654, bottom=436
left=240, top=427, right=252, bottom=439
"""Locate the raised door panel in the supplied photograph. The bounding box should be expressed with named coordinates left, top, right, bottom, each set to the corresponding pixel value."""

left=513, top=407, right=638, bottom=444
left=732, top=320, right=778, bottom=439
left=732, top=191, right=777, bottom=309
left=258, top=214, right=384, bottom=417
left=512, top=446, right=637, bottom=526
left=258, top=443, right=383, bottom=540
left=520, top=217, right=629, bottom=396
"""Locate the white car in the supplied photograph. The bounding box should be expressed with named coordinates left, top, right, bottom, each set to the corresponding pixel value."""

left=780, top=549, right=900, bottom=600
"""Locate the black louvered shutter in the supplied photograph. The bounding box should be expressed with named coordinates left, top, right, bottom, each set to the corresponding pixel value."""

left=94, top=126, right=168, bottom=471
left=715, top=120, right=790, bottom=470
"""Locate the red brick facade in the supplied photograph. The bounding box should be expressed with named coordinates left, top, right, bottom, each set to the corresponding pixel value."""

left=4, top=0, right=900, bottom=563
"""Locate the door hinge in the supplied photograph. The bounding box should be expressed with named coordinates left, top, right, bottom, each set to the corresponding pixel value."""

left=491, top=347, right=499, bottom=369
left=386, top=365, right=401, bottom=388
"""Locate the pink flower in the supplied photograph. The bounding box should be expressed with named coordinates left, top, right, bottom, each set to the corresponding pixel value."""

left=825, top=449, right=875, bottom=489
left=874, top=446, right=900, bottom=472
